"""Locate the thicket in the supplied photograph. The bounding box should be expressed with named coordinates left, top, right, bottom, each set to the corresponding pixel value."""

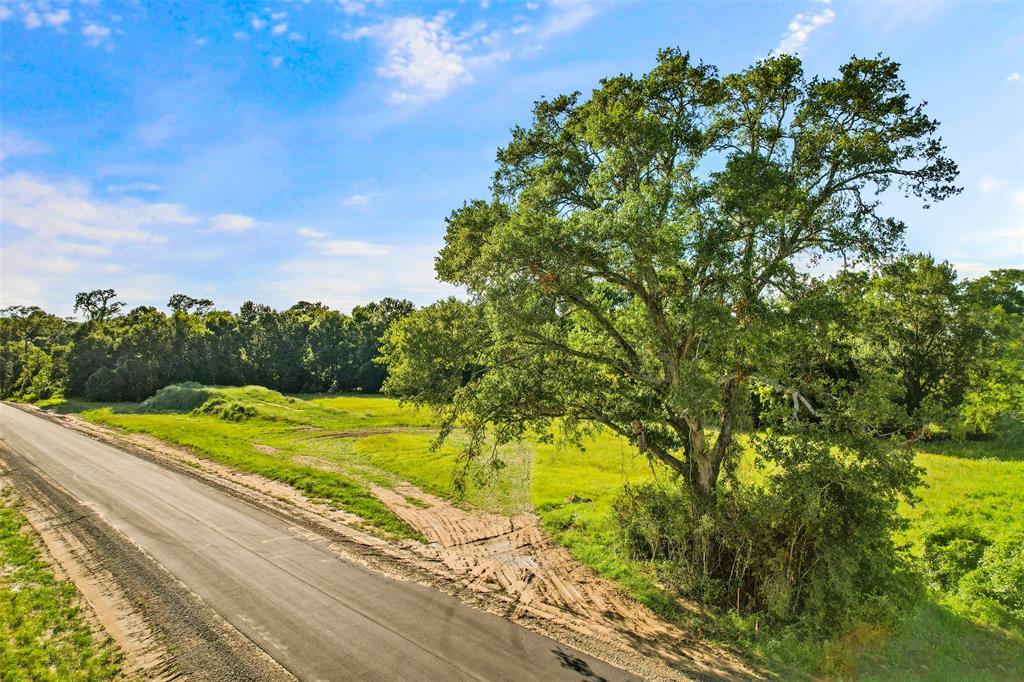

left=0, top=292, right=414, bottom=403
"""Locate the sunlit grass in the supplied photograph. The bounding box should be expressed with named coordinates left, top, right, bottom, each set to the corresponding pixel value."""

left=0, top=488, right=122, bottom=681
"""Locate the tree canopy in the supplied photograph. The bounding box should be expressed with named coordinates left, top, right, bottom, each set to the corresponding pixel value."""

left=383, top=50, right=960, bottom=506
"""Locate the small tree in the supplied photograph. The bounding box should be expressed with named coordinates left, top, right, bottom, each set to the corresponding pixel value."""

left=856, top=254, right=980, bottom=435
left=74, top=289, right=124, bottom=322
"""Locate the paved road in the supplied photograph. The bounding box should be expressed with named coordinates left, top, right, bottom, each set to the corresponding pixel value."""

left=0, top=404, right=636, bottom=682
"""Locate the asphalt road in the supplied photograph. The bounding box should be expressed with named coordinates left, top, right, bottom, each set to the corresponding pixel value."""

left=0, top=403, right=637, bottom=682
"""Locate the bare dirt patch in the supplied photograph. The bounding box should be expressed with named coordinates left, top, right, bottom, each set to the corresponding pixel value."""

left=373, top=483, right=760, bottom=682
left=291, top=455, right=339, bottom=472
left=252, top=443, right=278, bottom=454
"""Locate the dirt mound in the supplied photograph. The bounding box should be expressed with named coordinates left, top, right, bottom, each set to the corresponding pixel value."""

left=373, top=483, right=759, bottom=681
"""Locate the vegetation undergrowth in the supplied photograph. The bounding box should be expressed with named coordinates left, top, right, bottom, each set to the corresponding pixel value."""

left=0, top=488, right=122, bottom=681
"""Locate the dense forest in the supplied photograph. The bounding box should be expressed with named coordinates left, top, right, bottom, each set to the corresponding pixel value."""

left=0, top=290, right=414, bottom=402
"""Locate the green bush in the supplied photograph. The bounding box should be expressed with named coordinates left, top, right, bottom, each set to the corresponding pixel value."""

left=83, top=366, right=124, bottom=402
left=613, top=432, right=922, bottom=636
left=193, top=396, right=256, bottom=422
left=922, top=523, right=991, bottom=591
left=138, top=382, right=210, bottom=412
left=958, top=533, right=1024, bottom=628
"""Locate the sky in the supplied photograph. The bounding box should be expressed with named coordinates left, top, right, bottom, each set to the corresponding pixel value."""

left=1, top=0, right=1022, bottom=317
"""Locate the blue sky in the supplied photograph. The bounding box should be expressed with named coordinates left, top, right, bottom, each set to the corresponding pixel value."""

left=1, top=0, right=1022, bottom=316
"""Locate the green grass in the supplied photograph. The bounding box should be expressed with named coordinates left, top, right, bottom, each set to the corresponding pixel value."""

left=36, top=387, right=1024, bottom=679
left=0, top=488, right=122, bottom=681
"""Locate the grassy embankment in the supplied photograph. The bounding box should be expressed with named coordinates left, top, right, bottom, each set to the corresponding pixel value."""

left=0, top=487, right=122, bottom=681
left=37, top=385, right=1023, bottom=679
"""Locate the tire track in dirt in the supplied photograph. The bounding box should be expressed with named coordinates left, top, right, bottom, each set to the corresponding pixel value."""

left=372, top=483, right=761, bottom=682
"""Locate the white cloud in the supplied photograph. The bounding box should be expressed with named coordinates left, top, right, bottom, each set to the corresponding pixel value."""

left=271, top=12, right=288, bottom=21
left=979, top=175, right=1007, bottom=194
left=55, top=242, right=114, bottom=258
left=1014, top=190, right=1024, bottom=209
left=526, top=2, right=539, bottom=9
left=0, top=6, right=11, bottom=22
left=1009, top=73, right=1021, bottom=82
left=269, top=245, right=457, bottom=312
left=234, top=30, right=248, bottom=40
left=272, top=22, right=288, bottom=35
left=341, top=193, right=372, bottom=206
left=346, top=13, right=476, bottom=103
left=297, top=227, right=327, bottom=240
left=270, top=56, right=284, bottom=68
left=251, top=17, right=266, bottom=30
left=320, top=240, right=393, bottom=256
left=106, top=182, right=162, bottom=194
left=23, top=11, right=41, bottom=29
left=777, top=7, right=836, bottom=54
left=43, top=9, right=70, bottom=27
left=539, top=0, right=596, bottom=39
left=0, top=132, right=49, bottom=163
left=137, top=114, right=177, bottom=147
left=296, top=225, right=393, bottom=256
left=82, top=23, right=111, bottom=47
left=951, top=262, right=996, bottom=279
left=0, top=173, right=195, bottom=244
left=338, top=1, right=368, bottom=15
left=209, top=213, right=256, bottom=234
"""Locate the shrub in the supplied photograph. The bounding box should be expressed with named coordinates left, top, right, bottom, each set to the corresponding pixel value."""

left=922, top=523, right=991, bottom=591
left=138, top=382, right=210, bottom=412
left=958, top=533, right=1024, bottom=628
left=84, top=366, right=124, bottom=402
left=613, top=432, right=922, bottom=635
left=193, top=397, right=256, bottom=422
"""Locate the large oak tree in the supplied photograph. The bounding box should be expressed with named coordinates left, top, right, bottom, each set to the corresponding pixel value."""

left=383, top=50, right=959, bottom=510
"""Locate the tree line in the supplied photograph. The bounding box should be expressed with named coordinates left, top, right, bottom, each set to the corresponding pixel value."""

left=0, top=291, right=414, bottom=402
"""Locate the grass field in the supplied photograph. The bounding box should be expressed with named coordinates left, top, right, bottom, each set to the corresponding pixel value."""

left=37, top=385, right=1024, bottom=679
left=0, top=487, right=122, bottom=681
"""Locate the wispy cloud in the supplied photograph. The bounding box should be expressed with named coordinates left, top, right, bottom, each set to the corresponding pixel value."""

left=538, top=0, right=597, bottom=39
left=297, top=227, right=327, bottom=240
left=43, top=9, right=70, bottom=27
left=1009, top=72, right=1021, bottom=82
left=269, top=245, right=456, bottom=312
left=979, top=175, right=1007, bottom=194
left=106, top=182, right=162, bottom=194
left=777, top=6, right=836, bottom=54
left=296, top=225, right=392, bottom=256
left=0, top=173, right=195, bottom=244
left=209, top=213, right=256, bottom=234
left=82, top=23, right=112, bottom=47
left=0, top=131, right=50, bottom=163
left=320, top=240, right=393, bottom=256
left=137, top=114, right=177, bottom=147
left=341, top=193, right=373, bottom=206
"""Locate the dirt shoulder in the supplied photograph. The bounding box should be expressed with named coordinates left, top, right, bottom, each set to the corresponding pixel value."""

left=10, top=404, right=762, bottom=681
